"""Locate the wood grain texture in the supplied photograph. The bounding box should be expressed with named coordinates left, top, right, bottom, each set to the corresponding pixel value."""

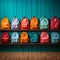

left=0, top=52, right=60, bottom=60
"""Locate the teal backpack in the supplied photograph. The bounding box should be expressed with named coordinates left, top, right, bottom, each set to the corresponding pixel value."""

left=11, top=32, right=19, bottom=43
left=51, top=32, right=60, bottom=43
left=30, top=32, right=39, bottom=43
left=40, top=17, right=49, bottom=29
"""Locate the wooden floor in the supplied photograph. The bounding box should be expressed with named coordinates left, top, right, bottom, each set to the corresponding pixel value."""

left=0, top=52, right=60, bottom=60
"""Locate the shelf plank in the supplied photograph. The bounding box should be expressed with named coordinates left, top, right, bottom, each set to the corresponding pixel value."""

left=0, top=29, right=60, bottom=32
left=0, top=43, right=60, bottom=45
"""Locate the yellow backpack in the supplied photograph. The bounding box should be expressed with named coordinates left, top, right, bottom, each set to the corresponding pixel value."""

left=30, top=17, right=39, bottom=30
left=1, top=17, right=10, bottom=30
left=20, top=32, right=29, bottom=43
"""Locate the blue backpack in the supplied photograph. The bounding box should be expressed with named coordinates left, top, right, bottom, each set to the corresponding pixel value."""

left=40, top=17, right=49, bottom=29
left=30, top=32, right=39, bottom=43
left=11, top=17, right=20, bottom=29
left=11, top=32, right=19, bottom=43
left=51, top=32, right=59, bottom=43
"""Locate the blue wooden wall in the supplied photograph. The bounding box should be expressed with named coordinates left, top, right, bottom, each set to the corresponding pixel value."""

left=0, top=0, right=60, bottom=52
left=0, top=0, right=60, bottom=21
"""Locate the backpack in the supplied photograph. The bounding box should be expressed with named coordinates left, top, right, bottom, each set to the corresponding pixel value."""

left=20, top=32, right=29, bottom=43
left=1, top=32, right=10, bottom=43
left=1, top=17, right=10, bottom=30
left=40, top=17, right=49, bottom=29
left=40, top=31, right=50, bottom=44
left=11, top=32, right=19, bottom=43
left=11, top=17, right=20, bottom=29
left=30, top=32, right=39, bottom=43
left=50, top=17, right=59, bottom=30
left=21, top=17, right=29, bottom=30
left=51, top=32, right=59, bottom=43
left=30, top=17, right=38, bottom=30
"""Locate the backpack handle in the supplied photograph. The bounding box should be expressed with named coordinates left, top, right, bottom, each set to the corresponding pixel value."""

left=4, top=16, right=7, bottom=18
left=15, top=16, right=17, bottom=18
left=24, top=16, right=26, bottom=18
left=32, top=16, right=35, bottom=18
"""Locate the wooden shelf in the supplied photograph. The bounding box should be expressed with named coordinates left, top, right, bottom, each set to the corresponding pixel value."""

left=0, top=43, right=60, bottom=45
left=0, top=30, right=60, bottom=45
left=0, top=29, right=60, bottom=32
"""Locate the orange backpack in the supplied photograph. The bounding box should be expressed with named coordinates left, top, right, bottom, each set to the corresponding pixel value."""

left=30, top=17, right=39, bottom=30
left=1, top=17, right=10, bottom=30
left=20, top=32, right=29, bottom=43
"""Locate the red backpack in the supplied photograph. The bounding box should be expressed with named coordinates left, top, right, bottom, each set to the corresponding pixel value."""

left=21, top=17, right=29, bottom=30
left=40, top=31, right=50, bottom=44
left=1, top=32, right=10, bottom=43
left=50, top=17, right=59, bottom=30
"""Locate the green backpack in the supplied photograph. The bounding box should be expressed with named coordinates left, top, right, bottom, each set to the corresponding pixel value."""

left=40, top=17, right=49, bottom=29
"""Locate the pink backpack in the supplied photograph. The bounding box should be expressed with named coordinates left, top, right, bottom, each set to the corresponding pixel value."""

left=40, top=31, right=50, bottom=44
left=21, top=17, right=29, bottom=30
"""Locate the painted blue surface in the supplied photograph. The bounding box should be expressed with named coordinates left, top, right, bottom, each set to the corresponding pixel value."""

left=0, top=44, right=60, bottom=52
left=0, top=0, right=60, bottom=21
left=0, top=0, right=60, bottom=52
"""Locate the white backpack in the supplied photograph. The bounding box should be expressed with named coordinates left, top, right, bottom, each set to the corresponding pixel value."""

left=11, top=17, right=20, bottom=29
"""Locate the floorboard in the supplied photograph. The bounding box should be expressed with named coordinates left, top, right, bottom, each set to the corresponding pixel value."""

left=0, top=52, right=60, bottom=60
